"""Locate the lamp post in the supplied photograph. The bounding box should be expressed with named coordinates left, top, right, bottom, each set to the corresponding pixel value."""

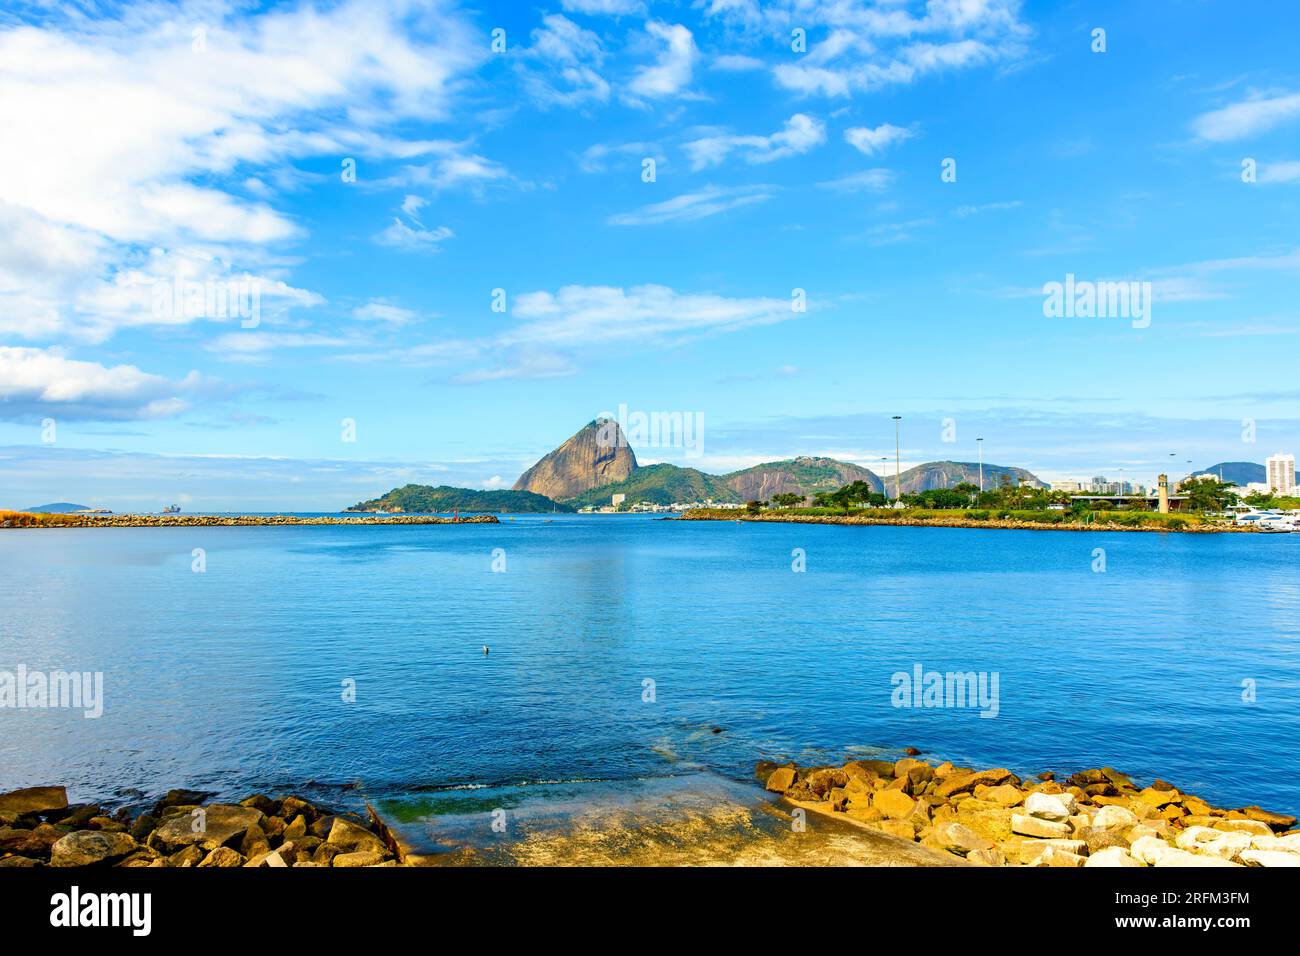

left=976, top=437, right=984, bottom=493
left=892, top=415, right=902, bottom=503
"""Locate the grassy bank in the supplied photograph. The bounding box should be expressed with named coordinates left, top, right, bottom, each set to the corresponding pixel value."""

left=679, top=507, right=1249, bottom=532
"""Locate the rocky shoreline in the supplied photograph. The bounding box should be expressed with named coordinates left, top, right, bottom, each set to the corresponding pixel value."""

left=0, top=513, right=498, bottom=529
left=0, top=786, right=410, bottom=867
left=680, top=510, right=1254, bottom=533
left=759, top=756, right=1299, bottom=867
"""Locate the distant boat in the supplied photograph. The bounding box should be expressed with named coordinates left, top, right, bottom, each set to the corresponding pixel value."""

left=162, top=504, right=181, bottom=514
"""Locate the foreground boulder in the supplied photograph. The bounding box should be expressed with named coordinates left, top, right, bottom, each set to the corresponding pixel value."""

left=50, top=831, right=138, bottom=867
left=150, top=804, right=265, bottom=852
left=0, top=786, right=68, bottom=821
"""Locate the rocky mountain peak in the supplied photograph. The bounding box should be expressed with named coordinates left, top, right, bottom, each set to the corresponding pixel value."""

left=513, top=419, right=639, bottom=500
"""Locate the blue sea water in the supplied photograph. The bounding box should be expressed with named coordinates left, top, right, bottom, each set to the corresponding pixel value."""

left=2, top=515, right=1298, bottom=825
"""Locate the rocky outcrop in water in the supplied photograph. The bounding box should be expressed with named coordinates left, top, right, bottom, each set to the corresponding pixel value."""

left=0, top=513, right=498, bottom=529
left=759, top=758, right=1299, bottom=867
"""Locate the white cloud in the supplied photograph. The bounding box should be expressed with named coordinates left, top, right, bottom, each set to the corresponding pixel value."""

left=1257, top=160, right=1300, bottom=184
left=0, top=0, right=484, bottom=343
left=561, top=0, right=645, bottom=14
left=353, top=301, right=419, bottom=325
left=816, top=169, right=894, bottom=193
left=351, top=284, right=802, bottom=382
left=1192, top=91, right=1300, bottom=142
left=711, top=54, right=765, bottom=72
left=628, top=22, right=699, bottom=100
left=684, top=114, right=826, bottom=169
left=607, top=185, right=773, bottom=225
left=375, top=218, right=454, bottom=251
left=746, top=1, right=1029, bottom=98
left=520, top=14, right=610, bottom=108
left=205, top=331, right=358, bottom=364
left=579, top=141, right=662, bottom=173
left=844, top=123, right=914, bottom=156
left=0, top=346, right=200, bottom=421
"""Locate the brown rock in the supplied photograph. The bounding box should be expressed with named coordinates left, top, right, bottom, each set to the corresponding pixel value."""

left=866, top=819, right=916, bottom=841
left=326, top=817, right=386, bottom=854
left=167, top=845, right=204, bottom=867
left=978, top=784, right=1024, bottom=808
left=1237, top=806, right=1297, bottom=830
left=197, top=846, right=244, bottom=867
left=513, top=420, right=638, bottom=500
left=873, top=789, right=917, bottom=820
left=764, top=767, right=797, bottom=793
left=128, top=814, right=157, bottom=841
left=332, top=850, right=386, bottom=867
left=279, top=796, right=316, bottom=821
left=0, top=786, right=68, bottom=819
left=50, top=830, right=138, bottom=866
left=283, top=814, right=308, bottom=839
left=935, top=768, right=1011, bottom=799
left=150, top=804, right=264, bottom=852
left=239, top=794, right=276, bottom=815
left=928, top=821, right=993, bottom=855
left=312, top=843, right=342, bottom=865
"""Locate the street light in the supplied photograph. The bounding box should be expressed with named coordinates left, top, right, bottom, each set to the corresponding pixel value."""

left=976, top=437, right=984, bottom=493
left=892, top=416, right=902, bottom=503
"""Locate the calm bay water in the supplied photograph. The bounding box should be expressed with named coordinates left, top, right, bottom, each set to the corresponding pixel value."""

left=3, top=515, right=1299, bottom=827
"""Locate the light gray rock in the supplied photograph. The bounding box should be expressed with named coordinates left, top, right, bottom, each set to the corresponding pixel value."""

left=1240, top=849, right=1300, bottom=867
left=1085, top=846, right=1143, bottom=867
left=1092, top=805, right=1139, bottom=830
left=1024, top=791, right=1076, bottom=821
left=1011, top=813, right=1072, bottom=839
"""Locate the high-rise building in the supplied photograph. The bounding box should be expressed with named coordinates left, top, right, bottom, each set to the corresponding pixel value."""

left=1266, top=453, right=1295, bottom=495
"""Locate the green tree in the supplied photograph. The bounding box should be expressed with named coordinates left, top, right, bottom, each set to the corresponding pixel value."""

left=1179, top=477, right=1239, bottom=513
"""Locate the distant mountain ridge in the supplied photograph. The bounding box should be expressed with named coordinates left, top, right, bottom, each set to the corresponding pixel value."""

left=24, top=502, right=98, bottom=513
left=894, top=461, right=1045, bottom=495
left=1198, top=461, right=1264, bottom=486
left=516, top=422, right=1044, bottom=506
left=347, top=485, right=572, bottom=514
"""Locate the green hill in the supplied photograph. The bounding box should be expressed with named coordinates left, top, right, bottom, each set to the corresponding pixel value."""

left=724, top=456, right=883, bottom=499
left=566, top=464, right=741, bottom=508
left=346, top=484, right=573, bottom=514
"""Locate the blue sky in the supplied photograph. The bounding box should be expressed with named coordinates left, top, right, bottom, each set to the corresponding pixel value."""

left=1, top=0, right=1298, bottom=510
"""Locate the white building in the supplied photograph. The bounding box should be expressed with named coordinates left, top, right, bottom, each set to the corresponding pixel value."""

left=1266, top=453, right=1295, bottom=495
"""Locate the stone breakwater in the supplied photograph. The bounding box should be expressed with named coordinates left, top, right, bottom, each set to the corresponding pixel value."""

left=759, top=757, right=1299, bottom=867
left=0, top=513, right=498, bottom=529
left=680, top=510, right=1252, bottom=533
left=0, top=786, right=409, bottom=868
